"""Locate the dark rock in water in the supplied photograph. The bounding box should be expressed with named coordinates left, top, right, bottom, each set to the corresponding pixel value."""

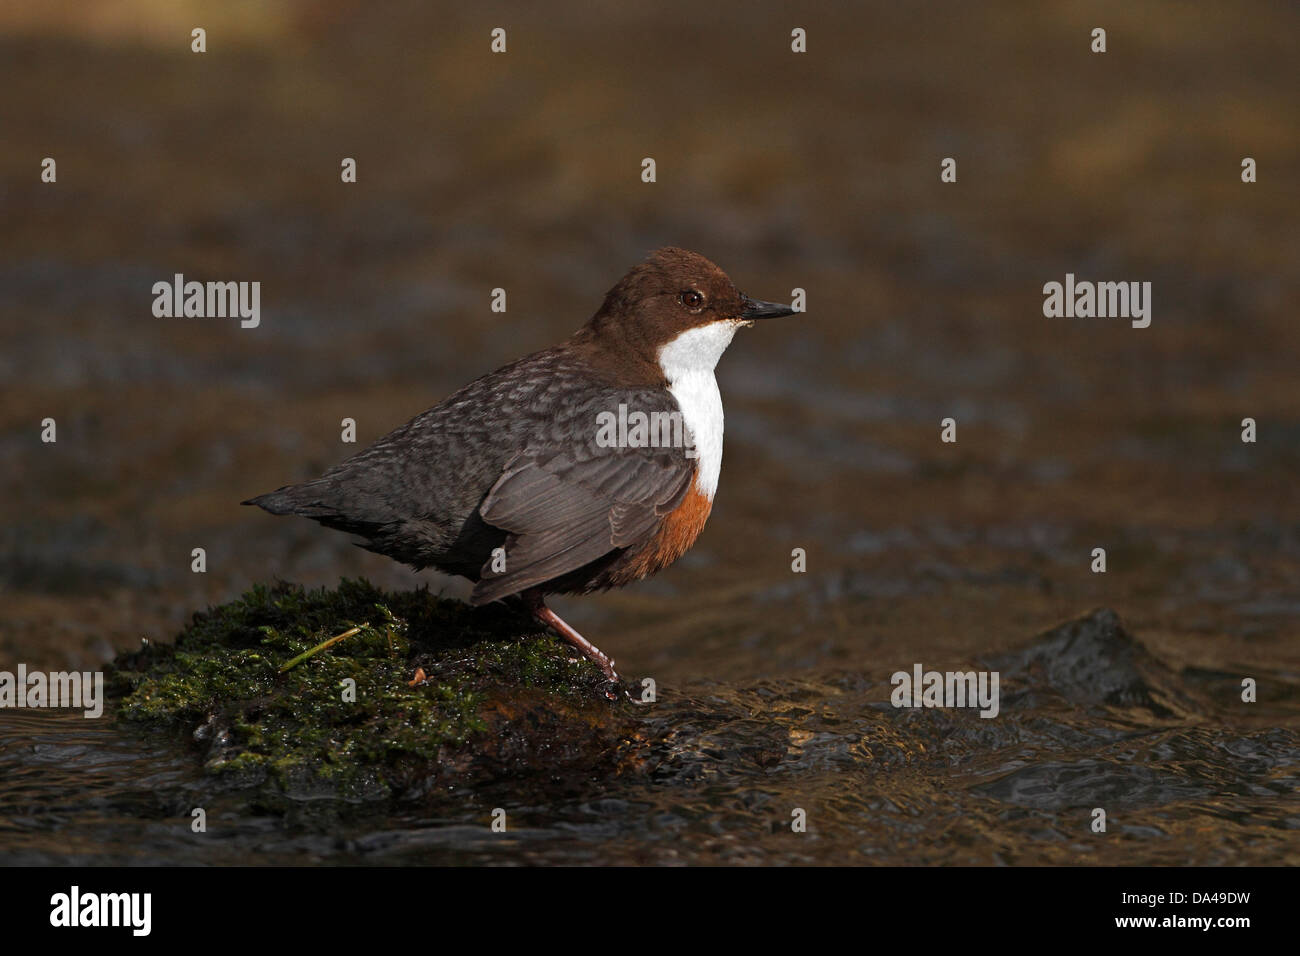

left=987, top=608, right=1194, bottom=718
left=108, top=579, right=643, bottom=803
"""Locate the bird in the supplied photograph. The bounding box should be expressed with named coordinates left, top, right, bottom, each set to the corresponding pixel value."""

left=244, top=247, right=797, bottom=693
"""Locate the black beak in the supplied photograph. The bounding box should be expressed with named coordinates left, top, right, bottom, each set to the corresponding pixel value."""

left=740, top=295, right=798, bottom=320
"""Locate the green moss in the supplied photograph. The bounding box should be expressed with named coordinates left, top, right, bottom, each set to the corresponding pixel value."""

left=109, top=580, right=633, bottom=801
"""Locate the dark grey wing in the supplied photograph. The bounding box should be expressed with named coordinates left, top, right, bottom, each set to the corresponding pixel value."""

left=469, top=387, right=696, bottom=604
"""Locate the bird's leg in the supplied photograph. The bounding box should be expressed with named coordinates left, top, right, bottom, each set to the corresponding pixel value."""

left=522, top=591, right=621, bottom=692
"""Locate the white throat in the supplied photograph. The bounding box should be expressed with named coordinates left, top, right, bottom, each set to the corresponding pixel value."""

left=656, top=320, right=742, bottom=501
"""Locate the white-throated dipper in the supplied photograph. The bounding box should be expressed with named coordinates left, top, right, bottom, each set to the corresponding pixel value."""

left=245, top=248, right=797, bottom=693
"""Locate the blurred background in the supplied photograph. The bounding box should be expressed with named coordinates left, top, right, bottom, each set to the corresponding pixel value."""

left=3, top=0, right=1298, bottom=692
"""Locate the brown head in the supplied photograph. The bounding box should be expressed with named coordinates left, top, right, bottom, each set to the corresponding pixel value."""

left=574, top=247, right=797, bottom=384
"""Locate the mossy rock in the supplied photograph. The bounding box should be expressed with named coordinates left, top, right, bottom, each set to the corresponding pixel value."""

left=108, top=580, right=646, bottom=802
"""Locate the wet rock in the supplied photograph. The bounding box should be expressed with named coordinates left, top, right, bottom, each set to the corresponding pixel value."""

left=987, top=608, right=1194, bottom=718
left=108, top=580, right=644, bottom=803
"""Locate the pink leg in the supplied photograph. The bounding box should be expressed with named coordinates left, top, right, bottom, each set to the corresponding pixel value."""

left=523, top=591, right=621, bottom=688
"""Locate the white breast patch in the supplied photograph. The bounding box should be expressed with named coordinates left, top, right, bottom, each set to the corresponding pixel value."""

left=656, top=320, right=743, bottom=501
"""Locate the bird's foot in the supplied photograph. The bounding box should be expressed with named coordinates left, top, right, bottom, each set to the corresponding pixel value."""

left=523, top=592, right=623, bottom=700
left=571, top=646, right=621, bottom=701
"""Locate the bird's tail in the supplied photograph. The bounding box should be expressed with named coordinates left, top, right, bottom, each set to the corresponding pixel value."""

left=243, top=479, right=391, bottom=546
left=242, top=483, right=317, bottom=515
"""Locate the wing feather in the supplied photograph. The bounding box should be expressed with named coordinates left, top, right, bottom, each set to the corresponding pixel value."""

left=469, top=387, right=697, bottom=603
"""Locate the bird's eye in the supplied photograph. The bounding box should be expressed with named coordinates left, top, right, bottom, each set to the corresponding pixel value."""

left=679, top=290, right=705, bottom=311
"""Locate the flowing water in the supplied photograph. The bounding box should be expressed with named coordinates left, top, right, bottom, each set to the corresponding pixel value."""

left=1, top=1, right=1298, bottom=864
